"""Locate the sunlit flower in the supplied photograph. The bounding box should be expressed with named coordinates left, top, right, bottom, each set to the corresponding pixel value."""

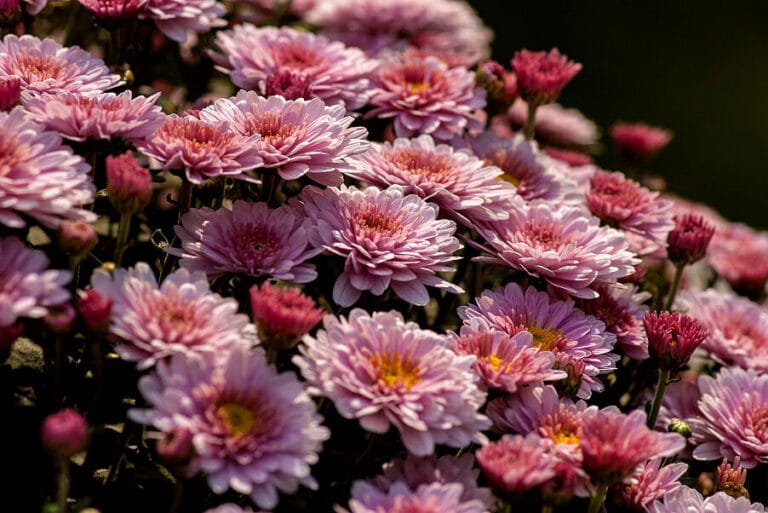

left=142, top=0, right=226, bottom=43
left=493, top=99, right=600, bottom=148
left=648, top=486, right=764, bottom=513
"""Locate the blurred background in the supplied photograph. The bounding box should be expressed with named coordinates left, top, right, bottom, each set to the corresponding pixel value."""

left=471, top=1, right=768, bottom=229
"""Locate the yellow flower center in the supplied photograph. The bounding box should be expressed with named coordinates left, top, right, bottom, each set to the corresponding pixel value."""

left=484, top=354, right=505, bottom=372
left=408, top=82, right=429, bottom=95
left=527, top=322, right=565, bottom=352
left=217, top=402, right=256, bottom=437
left=371, top=352, right=420, bottom=390
left=551, top=429, right=580, bottom=445
left=498, top=172, right=521, bottom=187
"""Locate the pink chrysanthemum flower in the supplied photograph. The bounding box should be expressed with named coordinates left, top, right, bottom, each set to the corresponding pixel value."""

left=580, top=408, right=686, bottom=484
left=467, top=131, right=583, bottom=205
left=706, top=222, right=768, bottom=297
left=612, top=458, right=687, bottom=512
left=22, top=90, right=164, bottom=144
left=717, top=457, right=749, bottom=498
left=644, top=310, right=708, bottom=369
left=91, top=262, right=258, bottom=369
left=249, top=282, right=324, bottom=349
left=141, top=0, right=226, bottom=43
left=0, top=107, right=95, bottom=229
left=511, top=49, right=582, bottom=105
left=130, top=346, right=330, bottom=509
left=473, top=198, right=638, bottom=300
left=137, top=115, right=263, bottom=184
left=667, top=213, right=716, bottom=267
left=211, top=25, right=377, bottom=111
left=610, top=121, right=673, bottom=162
left=692, top=367, right=768, bottom=468
left=203, top=505, right=259, bottom=513
left=198, top=91, right=368, bottom=186
left=450, top=319, right=566, bottom=393
left=349, top=134, right=516, bottom=226
left=0, top=76, right=21, bottom=110
left=459, top=283, right=618, bottom=399
left=0, top=235, right=70, bottom=329
left=476, top=434, right=559, bottom=494
left=301, top=185, right=463, bottom=306
left=295, top=309, right=490, bottom=456
left=168, top=201, right=319, bottom=283
left=543, top=146, right=593, bottom=166
left=648, top=486, right=765, bottom=513
left=366, top=55, right=485, bottom=140
left=493, top=99, right=600, bottom=148
left=675, top=289, right=768, bottom=372
left=343, top=481, right=487, bottom=513
left=79, top=0, right=148, bottom=18
left=0, top=35, right=122, bottom=94
left=307, top=0, right=491, bottom=65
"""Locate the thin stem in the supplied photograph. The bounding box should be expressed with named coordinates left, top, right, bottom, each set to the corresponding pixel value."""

left=178, top=180, right=194, bottom=219
left=523, top=101, right=539, bottom=139
left=258, top=172, right=278, bottom=206
left=56, top=456, right=70, bottom=513
left=169, top=475, right=184, bottom=513
left=663, top=264, right=684, bottom=311
left=587, top=482, right=608, bottom=513
left=647, top=367, right=672, bottom=429
left=114, top=212, right=132, bottom=266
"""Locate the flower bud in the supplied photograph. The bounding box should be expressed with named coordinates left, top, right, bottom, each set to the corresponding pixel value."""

left=0, top=76, right=21, bottom=110
left=106, top=152, right=152, bottom=215
left=77, top=289, right=113, bottom=333
left=44, top=304, right=77, bottom=334
left=511, top=48, right=581, bottom=106
left=667, top=214, right=715, bottom=267
left=156, top=426, right=194, bottom=466
left=667, top=419, right=692, bottom=438
left=58, top=220, right=98, bottom=262
left=250, top=282, right=324, bottom=351
left=0, top=0, right=19, bottom=16
left=716, top=457, right=749, bottom=499
left=644, top=311, right=708, bottom=370
left=41, top=409, right=88, bottom=457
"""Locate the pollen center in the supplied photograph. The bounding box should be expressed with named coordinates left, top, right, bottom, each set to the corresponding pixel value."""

left=393, top=149, right=454, bottom=181
left=371, top=352, right=420, bottom=390
left=527, top=322, right=567, bottom=352
left=217, top=402, right=256, bottom=437
left=484, top=353, right=506, bottom=372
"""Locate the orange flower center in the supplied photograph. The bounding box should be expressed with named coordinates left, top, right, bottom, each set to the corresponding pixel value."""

left=371, top=352, right=420, bottom=390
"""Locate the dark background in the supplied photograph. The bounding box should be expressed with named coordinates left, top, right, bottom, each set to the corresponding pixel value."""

left=470, top=1, right=768, bottom=229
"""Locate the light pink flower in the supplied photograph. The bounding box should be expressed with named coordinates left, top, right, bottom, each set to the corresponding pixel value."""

left=649, top=486, right=764, bottom=513
left=301, top=185, right=463, bottom=306
left=199, top=91, right=368, bottom=186
left=494, top=99, right=600, bottom=148
left=612, top=458, right=687, bottom=511
left=476, top=434, right=559, bottom=493
left=295, top=309, right=490, bottom=456
left=169, top=200, right=318, bottom=283
left=706, top=222, right=768, bottom=297
left=343, top=481, right=487, bottom=513
left=211, top=25, right=377, bottom=111
left=0, top=35, right=122, bottom=94
left=142, top=0, right=226, bottom=43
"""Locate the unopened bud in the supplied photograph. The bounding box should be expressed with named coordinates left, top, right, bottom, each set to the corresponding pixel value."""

left=667, top=419, right=692, bottom=438
left=41, top=409, right=88, bottom=457
left=156, top=426, right=194, bottom=466
left=59, top=220, right=98, bottom=262
left=44, top=304, right=77, bottom=334
left=0, top=76, right=21, bottom=110
left=106, top=152, right=152, bottom=215
left=77, top=289, right=113, bottom=333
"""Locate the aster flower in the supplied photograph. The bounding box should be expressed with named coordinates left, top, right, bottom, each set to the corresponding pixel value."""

left=198, top=91, right=368, bottom=186
left=459, top=283, right=618, bottom=398
left=295, top=309, right=490, bottom=456
left=612, top=458, right=687, bottom=512
left=301, top=185, right=463, bottom=306
left=586, top=169, right=675, bottom=257
left=343, top=481, right=487, bottom=513
left=610, top=121, right=673, bottom=162
left=0, top=107, right=96, bottom=229
left=106, top=152, right=152, bottom=215
left=137, top=115, right=263, bottom=184
left=450, top=319, right=566, bottom=393
left=706, top=222, right=768, bottom=297
left=667, top=213, right=716, bottom=267
left=349, top=134, right=517, bottom=226
left=0, top=35, right=122, bottom=94
left=168, top=201, right=318, bottom=283
left=692, top=366, right=768, bottom=468
left=91, top=262, right=258, bottom=369
left=644, top=310, right=708, bottom=369
left=211, top=25, right=377, bottom=111
left=473, top=197, right=639, bottom=300
left=249, top=282, right=324, bottom=350
left=366, top=54, right=485, bottom=140
left=493, top=99, right=600, bottom=148
left=476, top=434, right=559, bottom=494
left=0, top=235, right=70, bottom=329
left=130, top=346, right=330, bottom=509
left=467, top=131, right=583, bottom=205
left=141, top=0, right=226, bottom=43
left=648, top=487, right=765, bottom=513
left=79, top=0, right=148, bottom=19
left=22, top=90, right=164, bottom=144
left=512, top=48, right=582, bottom=105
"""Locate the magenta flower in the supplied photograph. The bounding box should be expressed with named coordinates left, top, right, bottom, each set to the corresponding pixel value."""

left=0, top=76, right=21, bottom=110
left=459, top=283, right=618, bottom=398
left=199, top=91, right=368, bottom=186
left=169, top=201, right=318, bottom=283
left=473, top=197, right=638, bottom=299
left=211, top=25, right=377, bottom=111
left=137, top=115, right=263, bottom=184
left=301, top=185, right=463, bottom=306
left=141, top=0, right=226, bottom=43
left=706, top=222, right=768, bottom=297
left=610, top=121, right=673, bottom=162
left=130, top=346, right=330, bottom=509
left=693, top=367, right=768, bottom=468
left=22, top=90, right=164, bottom=144
left=644, top=311, right=708, bottom=369
left=366, top=54, right=485, bottom=140
left=667, top=213, right=716, bottom=267
left=612, top=458, right=687, bottom=512
left=295, top=309, right=490, bottom=456
left=343, top=481, right=487, bottom=513
left=511, top=49, right=582, bottom=105
left=91, top=263, right=258, bottom=369
left=0, top=35, right=122, bottom=94
left=350, top=134, right=517, bottom=226
left=476, top=434, right=559, bottom=494
left=249, top=282, right=324, bottom=349
left=106, top=152, right=152, bottom=215
left=41, top=409, right=89, bottom=457
left=648, top=487, right=764, bottom=513
left=0, top=235, right=70, bottom=329
left=0, top=107, right=95, bottom=229
left=79, top=0, right=147, bottom=18
left=494, top=99, right=600, bottom=148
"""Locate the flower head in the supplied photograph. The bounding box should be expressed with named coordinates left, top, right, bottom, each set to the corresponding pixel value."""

left=706, top=222, right=768, bottom=298
left=106, top=152, right=152, bottom=215
left=716, top=457, right=749, bottom=499
left=41, top=409, right=88, bottom=457
left=612, top=458, right=687, bottom=512
left=301, top=185, right=463, bottom=306
left=0, top=76, right=21, bottom=110
left=667, top=213, right=715, bottom=267
left=141, top=0, right=226, bottom=43
left=610, top=121, right=673, bottom=162
left=130, top=346, right=330, bottom=509
left=495, top=99, right=600, bottom=148
left=643, top=311, right=708, bottom=370
left=343, top=481, right=487, bottom=513
left=295, top=309, right=490, bottom=456
left=648, top=487, right=764, bottom=513
left=476, top=434, right=559, bottom=494
left=79, top=0, right=148, bottom=19
left=511, top=49, right=582, bottom=105
left=249, top=282, right=324, bottom=350
left=77, top=288, right=113, bottom=333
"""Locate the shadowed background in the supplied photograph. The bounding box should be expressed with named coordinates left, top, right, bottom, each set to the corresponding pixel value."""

left=471, top=1, right=768, bottom=228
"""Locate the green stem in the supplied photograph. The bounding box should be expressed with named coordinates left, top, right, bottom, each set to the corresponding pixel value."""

left=587, top=482, right=608, bottom=513
left=663, top=264, right=684, bottom=311
left=498, top=501, right=512, bottom=513
left=56, top=456, right=70, bottom=513
left=523, top=101, right=540, bottom=139
left=114, top=212, right=132, bottom=266
left=647, top=367, right=671, bottom=429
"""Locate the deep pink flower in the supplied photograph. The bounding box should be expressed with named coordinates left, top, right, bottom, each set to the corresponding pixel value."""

left=543, top=146, right=593, bottom=166
left=643, top=311, right=708, bottom=370
left=79, top=0, right=147, bottom=18
left=366, top=55, right=485, bottom=140
left=350, top=134, right=517, bottom=226
left=169, top=200, right=318, bottom=283
left=473, top=198, right=639, bottom=300
left=301, top=185, right=463, bottom=306
left=249, top=282, right=324, bottom=349
left=667, top=214, right=715, bottom=267
left=77, top=288, right=113, bottom=333
left=0, top=35, right=122, bottom=94
left=130, top=346, right=330, bottom=509
left=459, top=283, right=618, bottom=399
left=648, top=486, right=765, bottom=513
left=106, top=152, right=152, bottom=215
left=211, top=25, right=377, bottom=111
left=0, top=235, right=71, bottom=329
left=610, top=121, right=673, bottom=162
left=91, top=263, right=258, bottom=369
left=612, top=458, right=687, bottom=512
left=22, top=90, right=164, bottom=144
left=294, top=309, right=490, bottom=456
left=493, top=99, right=600, bottom=148
left=0, top=76, right=21, bottom=110
left=41, top=409, right=88, bottom=457
left=141, top=0, right=226, bottom=43
left=706, top=222, right=768, bottom=297
left=343, top=481, right=487, bottom=513
left=137, top=115, right=263, bottom=184
left=199, top=91, right=368, bottom=186
left=511, top=49, right=582, bottom=105
left=476, top=434, right=559, bottom=494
